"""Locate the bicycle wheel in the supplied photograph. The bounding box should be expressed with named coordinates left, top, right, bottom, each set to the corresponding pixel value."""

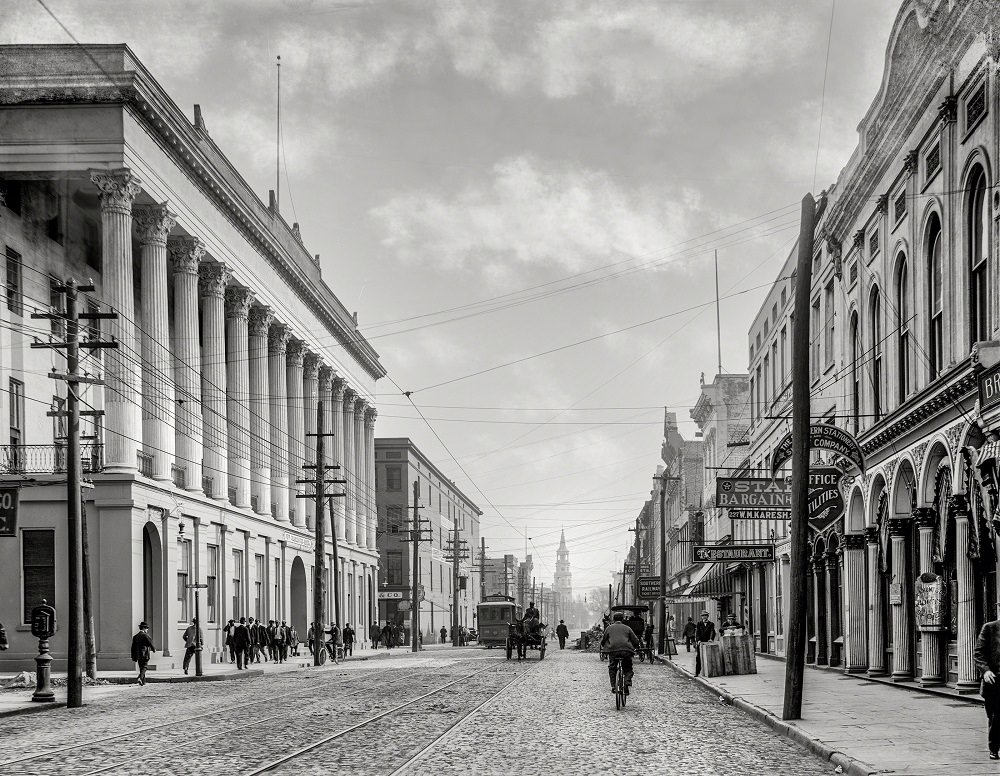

left=318, top=648, right=327, bottom=666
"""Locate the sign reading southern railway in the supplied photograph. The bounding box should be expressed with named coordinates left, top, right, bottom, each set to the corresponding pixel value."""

left=694, top=544, right=775, bottom=563
left=716, top=477, right=791, bottom=510
left=0, top=486, right=18, bottom=537
left=770, top=424, right=866, bottom=478
left=636, top=577, right=661, bottom=600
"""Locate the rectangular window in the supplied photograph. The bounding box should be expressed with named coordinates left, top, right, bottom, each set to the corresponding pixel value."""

left=232, top=548, right=243, bottom=619
left=849, top=260, right=858, bottom=285
left=771, top=303, right=778, bottom=324
left=780, top=326, right=787, bottom=385
left=207, top=545, right=219, bottom=623
left=49, top=278, right=66, bottom=339
left=868, top=229, right=879, bottom=259
left=387, top=551, right=403, bottom=586
left=177, top=538, right=191, bottom=622
left=387, top=505, right=402, bottom=533
left=22, top=529, right=55, bottom=623
left=925, top=143, right=941, bottom=181
left=810, top=298, right=821, bottom=379
left=966, top=83, right=986, bottom=130
left=749, top=377, right=756, bottom=425
left=894, top=191, right=907, bottom=224
left=770, top=342, right=778, bottom=399
left=9, top=378, right=23, bottom=447
left=273, top=557, right=280, bottom=618
left=762, top=355, right=769, bottom=405
left=254, top=554, right=265, bottom=621
left=780, top=288, right=787, bottom=308
left=775, top=562, right=783, bottom=636
left=824, top=281, right=835, bottom=366
left=386, top=466, right=401, bottom=491
left=5, top=246, right=22, bottom=316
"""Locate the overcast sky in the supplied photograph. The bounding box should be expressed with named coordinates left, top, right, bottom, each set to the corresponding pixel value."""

left=7, top=0, right=901, bottom=592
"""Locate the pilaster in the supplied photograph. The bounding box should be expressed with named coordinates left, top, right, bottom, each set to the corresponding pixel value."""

left=302, top=353, right=319, bottom=530
left=268, top=324, right=291, bottom=522
left=888, top=518, right=913, bottom=680
left=286, top=340, right=306, bottom=527
left=199, top=262, right=231, bottom=500
left=225, top=288, right=253, bottom=508
left=841, top=532, right=868, bottom=672
left=248, top=306, right=273, bottom=515
left=865, top=525, right=888, bottom=676
left=343, top=388, right=357, bottom=545
left=330, top=377, right=346, bottom=541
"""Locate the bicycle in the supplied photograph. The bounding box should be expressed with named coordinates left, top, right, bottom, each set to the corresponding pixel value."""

left=610, top=653, right=628, bottom=709
left=317, top=640, right=344, bottom=665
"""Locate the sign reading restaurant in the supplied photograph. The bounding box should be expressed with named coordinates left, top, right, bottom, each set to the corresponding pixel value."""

left=694, top=544, right=776, bottom=563
left=716, top=477, right=791, bottom=510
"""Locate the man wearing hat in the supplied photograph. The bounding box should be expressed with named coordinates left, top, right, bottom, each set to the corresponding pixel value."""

left=181, top=618, right=202, bottom=675
left=231, top=617, right=251, bottom=669
left=556, top=620, right=569, bottom=649
left=130, top=622, right=156, bottom=685
left=694, top=610, right=716, bottom=677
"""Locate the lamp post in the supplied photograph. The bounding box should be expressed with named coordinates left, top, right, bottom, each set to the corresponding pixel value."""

left=185, top=583, right=208, bottom=677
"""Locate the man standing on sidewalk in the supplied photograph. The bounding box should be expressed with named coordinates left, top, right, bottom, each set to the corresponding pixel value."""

left=682, top=617, right=697, bottom=651
left=181, top=618, right=202, bottom=675
left=974, top=617, right=1000, bottom=759
left=694, top=610, right=716, bottom=677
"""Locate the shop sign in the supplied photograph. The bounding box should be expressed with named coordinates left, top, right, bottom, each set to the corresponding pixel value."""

left=693, top=544, right=775, bottom=563
left=888, top=583, right=903, bottom=605
left=664, top=596, right=711, bottom=604
left=0, top=486, right=18, bottom=537
left=915, top=573, right=948, bottom=630
left=624, top=562, right=653, bottom=574
left=716, top=477, right=791, bottom=510
left=636, top=577, right=661, bottom=600
left=808, top=467, right=845, bottom=533
left=729, top=509, right=791, bottom=520
left=770, top=424, right=866, bottom=477
left=379, top=590, right=406, bottom=600
left=979, top=362, right=1000, bottom=413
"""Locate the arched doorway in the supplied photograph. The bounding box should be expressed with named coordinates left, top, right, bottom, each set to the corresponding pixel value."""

left=290, top=557, right=308, bottom=637
left=142, top=522, right=163, bottom=641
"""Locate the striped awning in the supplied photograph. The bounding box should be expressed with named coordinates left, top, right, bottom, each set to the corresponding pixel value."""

left=688, top=561, right=734, bottom=598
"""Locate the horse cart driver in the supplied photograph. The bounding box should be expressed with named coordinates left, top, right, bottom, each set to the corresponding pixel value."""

left=525, top=601, right=541, bottom=637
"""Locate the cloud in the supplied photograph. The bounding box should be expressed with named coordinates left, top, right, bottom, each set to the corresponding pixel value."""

left=370, top=154, right=701, bottom=276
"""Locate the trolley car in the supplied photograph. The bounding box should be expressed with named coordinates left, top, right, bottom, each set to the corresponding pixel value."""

left=476, top=594, right=521, bottom=648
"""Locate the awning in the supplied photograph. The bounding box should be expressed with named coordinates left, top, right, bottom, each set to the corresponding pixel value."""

left=681, top=563, right=711, bottom=596
left=689, top=562, right=734, bottom=598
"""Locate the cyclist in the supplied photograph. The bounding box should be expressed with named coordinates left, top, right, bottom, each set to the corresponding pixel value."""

left=601, top=612, right=642, bottom=694
left=325, top=622, right=341, bottom=662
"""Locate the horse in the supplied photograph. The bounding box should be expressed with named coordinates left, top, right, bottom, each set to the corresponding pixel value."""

left=509, top=615, right=546, bottom=660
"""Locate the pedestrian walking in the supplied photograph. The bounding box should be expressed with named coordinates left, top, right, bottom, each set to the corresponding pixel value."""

left=130, top=621, right=156, bottom=686
left=556, top=620, right=569, bottom=650
left=232, top=617, right=251, bottom=669
left=694, top=610, right=716, bottom=677
left=343, top=623, right=355, bottom=657
left=974, top=615, right=1000, bottom=759
left=224, top=619, right=236, bottom=663
left=289, top=625, right=299, bottom=656
left=682, top=617, right=697, bottom=652
left=278, top=620, right=290, bottom=662
left=181, top=618, right=202, bottom=675
left=371, top=622, right=381, bottom=650
left=643, top=621, right=654, bottom=655
left=439, top=625, right=447, bottom=644
left=381, top=622, right=393, bottom=650
left=255, top=619, right=269, bottom=663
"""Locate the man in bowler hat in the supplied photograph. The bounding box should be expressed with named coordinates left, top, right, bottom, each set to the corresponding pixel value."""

left=694, top=610, right=716, bottom=677
left=130, top=622, right=156, bottom=685
left=974, top=615, right=1000, bottom=759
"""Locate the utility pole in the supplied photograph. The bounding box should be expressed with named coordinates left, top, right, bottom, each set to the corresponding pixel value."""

left=503, top=556, right=509, bottom=597
left=782, top=193, right=817, bottom=721
left=33, top=279, right=114, bottom=709
left=297, top=400, right=346, bottom=666
left=540, top=582, right=545, bottom=622
left=479, top=537, right=487, bottom=600
left=445, top=526, right=469, bottom=646
left=714, top=248, right=723, bottom=375
left=400, top=479, right=430, bottom=651
left=531, top=577, right=536, bottom=607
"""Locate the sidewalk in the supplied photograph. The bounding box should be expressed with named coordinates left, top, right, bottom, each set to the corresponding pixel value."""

left=662, top=648, right=991, bottom=775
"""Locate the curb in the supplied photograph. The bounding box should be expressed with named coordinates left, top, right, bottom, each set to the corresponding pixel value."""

left=145, top=668, right=265, bottom=683
left=0, top=700, right=67, bottom=719
left=654, top=656, right=877, bottom=776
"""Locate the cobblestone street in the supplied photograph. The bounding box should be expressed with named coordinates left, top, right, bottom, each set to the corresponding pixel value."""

left=0, top=649, right=832, bottom=775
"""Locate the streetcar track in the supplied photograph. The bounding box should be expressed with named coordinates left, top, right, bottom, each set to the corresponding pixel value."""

left=244, top=662, right=514, bottom=775
left=0, top=661, right=412, bottom=769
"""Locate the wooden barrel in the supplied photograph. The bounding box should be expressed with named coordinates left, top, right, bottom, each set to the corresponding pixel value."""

left=700, top=642, right=725, bottom=677
left=720, top=633, right=757, bottom=675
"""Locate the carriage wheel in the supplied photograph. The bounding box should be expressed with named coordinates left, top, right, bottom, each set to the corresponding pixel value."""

left=505, top=638, right=513, bottom=660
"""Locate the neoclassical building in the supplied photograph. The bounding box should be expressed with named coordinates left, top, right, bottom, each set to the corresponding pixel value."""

left=0, top=45, right=385, bottom=669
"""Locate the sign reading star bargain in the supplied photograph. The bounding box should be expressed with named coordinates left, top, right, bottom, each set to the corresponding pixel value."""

left=716, top=477, right=792, bottom=510
left=770, top=424, right=866, bottom=478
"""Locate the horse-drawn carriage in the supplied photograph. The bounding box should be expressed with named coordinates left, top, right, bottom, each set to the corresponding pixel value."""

left=506, top=613, right=547, bottom=661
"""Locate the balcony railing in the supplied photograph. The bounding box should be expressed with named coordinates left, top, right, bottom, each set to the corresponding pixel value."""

left=137, top=451, right=154, bottom=478
left=0, top=443, right=104, bottom=475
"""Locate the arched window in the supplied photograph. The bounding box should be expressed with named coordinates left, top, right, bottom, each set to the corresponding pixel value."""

left=896, top=256, right=910, bottom=403
left=927, top=214, right=944, bottom=378
left=871, top=288, right=883, bottom=422
left=850, top=312, right=861, bottom=431
left=969, top=166, right=990, bottom=345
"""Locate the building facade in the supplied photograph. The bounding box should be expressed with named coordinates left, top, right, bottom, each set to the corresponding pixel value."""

left=0, top=45, right=385, bottom=669
left=374, top=438, right=482, bottom=643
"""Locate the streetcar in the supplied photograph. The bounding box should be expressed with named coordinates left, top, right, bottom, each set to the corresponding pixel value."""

left=476, top=594, right=521, bottom=648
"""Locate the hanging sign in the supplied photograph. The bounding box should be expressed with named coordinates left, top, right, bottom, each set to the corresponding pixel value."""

left=636, top=577, right=661, bottom=600
left=808, top=467, right=845, bottom=533
left=716, top=477, right=792, bottom=510
left=0, top=486, right=18, bottom=537
left=625, top=562, right=652, bottom=574
left=693, top=544, right=775, bottom=563
left=730, top=509, right=791, bottom=520
left=979, top=362, right=1000, bottom=413
left=770, top=424, right=866, bottom=478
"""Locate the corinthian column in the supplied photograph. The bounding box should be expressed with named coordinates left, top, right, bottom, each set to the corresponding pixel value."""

left=225, top=288, right=253, bottom=508
left=888, top=517, right=913, bottom=680
left=952, top=495, right=979, bottom=692
left=269, top=323, right=291, bottom=522
left=365, top=407, right=377, bottom=549
left=199, top=262, right=230, bottom=500
left=812, top=558, right=826, bottom=664
left=90, top=169, right=142, bottom=472
left=343, top=388, right=357, bottom=544
left=134, top=204, right=176, bottom=479
left=330, top=375, right=346, bottom=541
left=286, top=340, right=306, bottom=528
left=168, top=236, right=205, bottom=492
left=842, top=532, right=868, bottom=672
left=353, top=397, right=367, bottom=548
left=303, top=353, right=319, bottom=530
left=914, top=507, right=942, bottom=685
left=248, top=306, right=272, bottom=515
left=865, top=526, right=887, bottom=676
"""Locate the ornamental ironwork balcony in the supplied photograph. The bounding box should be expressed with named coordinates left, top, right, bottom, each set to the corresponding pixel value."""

left=0, top=443, right=104, bottom=475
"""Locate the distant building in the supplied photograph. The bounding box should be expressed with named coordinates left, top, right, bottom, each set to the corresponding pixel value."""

left=374, top=438, right=481, bottom=644
left=482, top=554, right=517, bottom=599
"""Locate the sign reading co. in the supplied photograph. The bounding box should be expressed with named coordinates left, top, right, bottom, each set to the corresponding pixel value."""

left=636, top=577, right=661, bottom=600
left=694, top=544, right=776, bottom=563
left=770, top=424, right=866, bottom=478
left=0, top=486, right=18, bottom=537
left=980, top=362, right=1000, bottom=413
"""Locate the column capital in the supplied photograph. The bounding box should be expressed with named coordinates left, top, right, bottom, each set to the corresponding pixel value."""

left=365, top=407, right=378, bottom=424
left=248, top=305, right=273, bottom=337
left=303, top=352, right=319, bottom=380
left=949, top=494, right=970, bottom=520
left=332, top=377, right=346, bottom=401
left=913, top=506, right=937, bottom=529
left=134, top=204, right=176, bottom=246
left=888, top=517, right=911, bottom=538
left=168, top=236, right=205, bottom=274
left=199, top=262, right=231, bottom=299
left=90, top=168, right=142, bottom=214
left=268, top=323, right=290, bottom=355
left=354, top=395, right=367, bottom=413
left=863, top=525, right=880, bottom=545
left=842, top=532, right=866, bottom=551
left=319, top=365, right=334, bottom=393
left=287, top=339, right=305, bottom=366
left=343, top=386, right=357, bottom=405
left=225, top=287, right=254, bottom=320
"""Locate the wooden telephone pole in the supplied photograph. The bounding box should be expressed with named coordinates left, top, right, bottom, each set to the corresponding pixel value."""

left=400, top=479, right=430, bottom=651
left=33, top=279, right=115, bottom=708
left=445, top=526, right=469, bottom=646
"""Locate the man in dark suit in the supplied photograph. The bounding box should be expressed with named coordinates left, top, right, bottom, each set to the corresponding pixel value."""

left=974, top=617, right=1000, bottom=759
left=694, top=610, right=716, bottom=677
left=231, top=617, right=251, bottom=669
left=130, top=622, right=156, bottom=685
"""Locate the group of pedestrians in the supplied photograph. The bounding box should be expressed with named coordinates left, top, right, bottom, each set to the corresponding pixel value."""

left=222, top=617, right=298, bottom=669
